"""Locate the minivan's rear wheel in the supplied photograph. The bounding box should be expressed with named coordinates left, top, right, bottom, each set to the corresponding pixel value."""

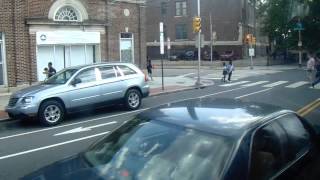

left=125, top=89, right=141, bottom=110
left=38, top=100, right=64, bottom=126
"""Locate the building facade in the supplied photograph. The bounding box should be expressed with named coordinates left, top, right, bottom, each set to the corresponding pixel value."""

left=0, top=0, right=146, bottom=87
left=146, top=0, right=267, bottom=59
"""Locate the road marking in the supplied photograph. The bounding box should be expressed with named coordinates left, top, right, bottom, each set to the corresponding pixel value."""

left=242, top=81, right=269, bottom=87
left=219, top=81, right=250, bottom=87
left=235, top=88, right=273, bottom=99
left=0, top=86, right=252, bottom=141
left=54, top=121, right=117, bottom=136
left=285, top=81, right=309, bottom=88
left=177, top=73, right=195, bottom=78
left=0, top=131, right=110, bottom=161
left=262, top=81, right=288, bottom=88
left=0, top=108, right=149, bottom=141
left=300, top=101, right=320, bottom=117
left=199, top=86, right=249, bottom=99
left=297, top=98, right=320, bottom=117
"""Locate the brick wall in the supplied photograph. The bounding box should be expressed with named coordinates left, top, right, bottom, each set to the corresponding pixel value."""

left=106, top=1, right=146, bottom=68
left=0, top=0, right=146, bottom=86
left=0, top=0, right=16, bottom=86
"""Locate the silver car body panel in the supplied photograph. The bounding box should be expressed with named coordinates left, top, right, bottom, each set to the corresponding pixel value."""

left=5, top=63, right=149, bottom=117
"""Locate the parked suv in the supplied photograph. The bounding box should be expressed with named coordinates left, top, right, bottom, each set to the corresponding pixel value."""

left=5, top=63, right=150, bottom=126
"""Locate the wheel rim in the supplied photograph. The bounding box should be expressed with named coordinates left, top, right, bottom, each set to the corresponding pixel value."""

left=44, top=105, right=61, bottom=123
left=128, top=92, right=140, bottom=108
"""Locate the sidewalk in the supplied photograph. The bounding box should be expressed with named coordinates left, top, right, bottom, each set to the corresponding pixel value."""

left=151, top=56, right=296, bottom=69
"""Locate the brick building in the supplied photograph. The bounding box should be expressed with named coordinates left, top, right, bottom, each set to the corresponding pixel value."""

left=146, top=0, right=268, bottom=59
left=0, top=0, right=146, bottom=87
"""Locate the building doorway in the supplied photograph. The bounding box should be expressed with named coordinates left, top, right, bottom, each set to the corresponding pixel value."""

left=0, top=33, right=7, bottom=86
left=120, top=33, right=134, bottom=63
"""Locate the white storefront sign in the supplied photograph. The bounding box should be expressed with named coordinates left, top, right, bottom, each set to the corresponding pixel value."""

left=36, top=31, right=100, bottom=45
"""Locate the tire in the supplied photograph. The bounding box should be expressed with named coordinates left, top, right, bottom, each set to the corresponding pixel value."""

left=38, top=100, right=65, bottom=126
left=124, top=89, right=142, bottom=110
left=8, top=113, right=15, bottom=120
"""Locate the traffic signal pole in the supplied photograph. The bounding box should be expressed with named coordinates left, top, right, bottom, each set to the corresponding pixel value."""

left=196, top=0, right=201, bottom=86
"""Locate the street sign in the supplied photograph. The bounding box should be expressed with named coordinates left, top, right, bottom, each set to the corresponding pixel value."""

left=195, top=34, right=205, bottom=48
left=160, top=22, right=164, bottom=55
left=298, top=41, right=302, bottom=47
left=249, top=48, right=255, bottom=57
left=167, top=37, right=171, bottom=50
left=212, top=31, right=217, bottom=41
left=294, top=22, right=305, bottom=31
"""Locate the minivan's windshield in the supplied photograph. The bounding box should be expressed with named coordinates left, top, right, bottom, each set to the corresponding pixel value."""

left=84, top=118, right=233, bottom=180
left=43, top=69, right=78, bottom=85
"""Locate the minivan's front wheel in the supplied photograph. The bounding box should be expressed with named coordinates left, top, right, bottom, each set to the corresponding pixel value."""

left=38, top=100, right=65, bottom=126
left=125, top=89, right=141, bottom=110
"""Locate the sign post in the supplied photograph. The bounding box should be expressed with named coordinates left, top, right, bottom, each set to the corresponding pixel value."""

left=160, top=22, right=165, bottom=90
left=167, top=37, right=171, bottom=60
left=294, top=20, right=304, bottom=68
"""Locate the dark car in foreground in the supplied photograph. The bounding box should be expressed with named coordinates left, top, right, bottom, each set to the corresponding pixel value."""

left=22, top=98, right=320, bottom=180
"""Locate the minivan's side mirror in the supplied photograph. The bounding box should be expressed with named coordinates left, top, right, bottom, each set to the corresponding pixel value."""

left=71, top=78, right=81, bottom=86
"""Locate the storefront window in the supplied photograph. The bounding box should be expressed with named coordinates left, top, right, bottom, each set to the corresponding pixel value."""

left=120, top=33, right=134, bottom=63
left=0, top=33, right=4, bottom=85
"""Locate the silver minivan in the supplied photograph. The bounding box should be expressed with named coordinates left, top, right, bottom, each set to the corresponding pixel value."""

left=5, top=63, right=150, bottom=126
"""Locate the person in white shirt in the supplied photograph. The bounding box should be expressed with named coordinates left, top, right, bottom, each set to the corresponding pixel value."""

left=307, top=53, right=315, bottom=83
left=227, top=61, right=234, bottom=82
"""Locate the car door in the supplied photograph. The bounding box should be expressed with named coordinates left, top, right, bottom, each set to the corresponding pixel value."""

left=66, top=67, right=100, bottom=108
left=97, top=65, right=126, bottom=102
left=249, top=114, right=313, bottom=180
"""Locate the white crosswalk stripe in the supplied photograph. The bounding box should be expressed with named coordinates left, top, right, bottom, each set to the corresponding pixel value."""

left=219, top=81, right=250, bottom=87
left=285, top=81, right=309, bottom=88
left=262, top=81, right=288, bottom=88
left=242, top=81, right=269, bottom=87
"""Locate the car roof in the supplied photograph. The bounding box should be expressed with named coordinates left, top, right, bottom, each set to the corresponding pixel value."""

left=66, top=62, right=136, bottom=71
left=138, top=98, right=292, bottom=139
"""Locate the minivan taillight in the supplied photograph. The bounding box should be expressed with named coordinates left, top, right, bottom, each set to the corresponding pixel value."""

left=144, top=73, right=148, bottom=82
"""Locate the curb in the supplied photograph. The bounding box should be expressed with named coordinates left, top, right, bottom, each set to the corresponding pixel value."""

left=0, top=85, right=212, bottom=123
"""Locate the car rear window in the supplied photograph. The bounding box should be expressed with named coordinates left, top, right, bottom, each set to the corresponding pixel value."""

left=118, top=65, right=137, bottom=76
left=84, top=119, right=233, bottom=180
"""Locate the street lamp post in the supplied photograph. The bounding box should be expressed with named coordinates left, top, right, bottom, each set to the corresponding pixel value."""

left=195, top=0, right=201, bottom=86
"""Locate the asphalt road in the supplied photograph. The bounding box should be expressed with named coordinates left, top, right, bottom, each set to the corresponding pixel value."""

left=0, top=68, right=319, bottom=180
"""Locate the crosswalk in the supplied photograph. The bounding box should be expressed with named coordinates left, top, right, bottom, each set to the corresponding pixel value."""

left=219, top=80, right=313, bottom=89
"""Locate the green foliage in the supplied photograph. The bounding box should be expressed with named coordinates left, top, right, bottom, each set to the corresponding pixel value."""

left=258, top=0, right=320, bottom=52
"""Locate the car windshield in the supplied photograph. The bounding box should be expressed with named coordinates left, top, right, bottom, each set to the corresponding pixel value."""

left=43, top=68, right=78, bottom=85
left=84, top=118, right=233, bottom=180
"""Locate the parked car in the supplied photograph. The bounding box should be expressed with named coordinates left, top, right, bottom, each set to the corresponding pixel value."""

left=202, top=50, right=220, bottom=61
left=22, top=98, right=320, bottom=180
left=220, top=50, right=236, bottom=61
left=177, top=50, right=195, bottom=60
left=5, top=63, right=149, bottom=126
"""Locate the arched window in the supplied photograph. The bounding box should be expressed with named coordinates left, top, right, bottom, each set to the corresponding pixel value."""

left=54, top=6, right=80, bottom=22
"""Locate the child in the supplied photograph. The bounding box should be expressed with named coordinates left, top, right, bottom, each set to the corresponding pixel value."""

left=43, top=67, right=49, bottom=79
left=221, top=62, right=228, bottom=83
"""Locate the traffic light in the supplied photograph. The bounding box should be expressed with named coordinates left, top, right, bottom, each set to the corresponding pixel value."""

left=252, top=37, right=256, bottom=44
left=193, top=16, right=201, bottom=33
left=245, top=34, right=253, bottom=44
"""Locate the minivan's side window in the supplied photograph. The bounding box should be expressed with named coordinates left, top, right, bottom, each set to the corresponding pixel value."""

left=76, top=68, right=97, bottom=84
left=250, top=123, right=286, bottom=180
left=99, top=66, right=116, bottom=80
left=118, top=66, right=137, bottom=76
left=277, top=114, right=310, bottom=161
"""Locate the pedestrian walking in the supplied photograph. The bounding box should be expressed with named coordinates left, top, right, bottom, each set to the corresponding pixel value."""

left=47, top=62, right=56, bottom=78
left=221, top=62, right=228, bottom=83
left=311, top=56, right=320, bottom=88
left=227, top=61, right=234, bottom=82
left=306, top=53, right=316, bottom=83
left=146, top=57, right=153, bottom=81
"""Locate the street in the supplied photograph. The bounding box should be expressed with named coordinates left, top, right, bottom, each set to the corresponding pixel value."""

left=0, top=68, right=319, bottom=180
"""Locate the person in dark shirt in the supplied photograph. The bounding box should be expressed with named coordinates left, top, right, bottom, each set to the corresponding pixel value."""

left=48, top=62, right=56, bottom=78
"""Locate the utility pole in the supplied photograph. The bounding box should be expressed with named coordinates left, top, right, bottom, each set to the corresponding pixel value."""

left=210, top=13, right=213, bottom=63
left=196, top=0, right=201, bottom=86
